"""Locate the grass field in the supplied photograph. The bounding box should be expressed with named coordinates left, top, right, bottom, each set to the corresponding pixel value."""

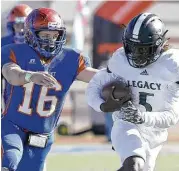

left=48, top=131, right=179, bottom=171
left=46, top=152, right=179, bottom=171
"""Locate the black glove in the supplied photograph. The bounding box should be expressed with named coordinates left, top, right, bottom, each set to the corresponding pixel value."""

left=100, top=85, right=129, bottom=113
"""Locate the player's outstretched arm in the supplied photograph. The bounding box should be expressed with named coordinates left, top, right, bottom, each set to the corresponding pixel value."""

left=86, top=68, right=121, bottom=112
left=2, top=62, right=29, bottom=85
left=2, top=62, right=57, bottom=87
left=76, top=67, right=98, bottom=83
left=143, top=107, right=179, bottom=129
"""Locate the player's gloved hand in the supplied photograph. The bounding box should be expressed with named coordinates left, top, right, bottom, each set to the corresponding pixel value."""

left=120, top=101, right=145, bottom=124
left=30, top=72, right=58, bottom=88
left=100, top=86, right=124, bottom=113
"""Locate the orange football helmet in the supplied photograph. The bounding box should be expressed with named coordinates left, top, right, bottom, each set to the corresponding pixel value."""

left=24, top=8, right=66, bottom=58
left=7, top=4, right=32, bottom=43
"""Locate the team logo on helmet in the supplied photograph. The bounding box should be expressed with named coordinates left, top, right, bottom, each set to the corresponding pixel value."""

left=48, top=22, right=61, bottom=30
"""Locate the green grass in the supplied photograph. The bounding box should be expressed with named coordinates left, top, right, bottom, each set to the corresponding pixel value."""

left=46, top=153, right=179, bottom=171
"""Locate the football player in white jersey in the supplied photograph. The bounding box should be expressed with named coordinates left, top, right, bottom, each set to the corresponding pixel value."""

left=86, top=13, right=179, bottom=171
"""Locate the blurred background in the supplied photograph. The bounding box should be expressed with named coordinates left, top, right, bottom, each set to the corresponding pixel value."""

left=1, top=0, right=179, bottom=171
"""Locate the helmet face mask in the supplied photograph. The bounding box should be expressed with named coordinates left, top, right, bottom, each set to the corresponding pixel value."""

left=123, top=38, right=164, bottom=68
left=33, top=29, right=66, bottom=57
left=123, top=13, right=168, bottom=68
left=13, top=22, right=25, bottom=44
left=25, top=8, right=66, bottom=58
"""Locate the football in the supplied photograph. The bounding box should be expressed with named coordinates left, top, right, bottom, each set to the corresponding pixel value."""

left=101, top=81, right=131, bottom=101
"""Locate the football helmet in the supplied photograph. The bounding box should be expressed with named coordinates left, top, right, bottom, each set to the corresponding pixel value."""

left=24, top=8, right=66, bottom=58
left=123, top=13, right=168, bottom=68
left=7, top=4, right=32, bottom=43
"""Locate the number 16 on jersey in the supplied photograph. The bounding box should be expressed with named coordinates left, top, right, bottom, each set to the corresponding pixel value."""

left=18, top=82, right=62, bottom=117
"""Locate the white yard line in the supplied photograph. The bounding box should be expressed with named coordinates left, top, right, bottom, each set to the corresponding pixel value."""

left=49, top=143, right=179, bottom=155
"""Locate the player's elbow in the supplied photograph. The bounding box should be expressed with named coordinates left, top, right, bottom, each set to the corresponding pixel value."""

left=4, top=71, right=25, bottom=86
left=86, top=87, right=103, bottom=112
left=170, top=115, right=179, bottom=127
left=165, top=119, right=178, bottom=129
left=171, top=109, right=179, bottom=125
left=165, top=111, right=179, bottom=128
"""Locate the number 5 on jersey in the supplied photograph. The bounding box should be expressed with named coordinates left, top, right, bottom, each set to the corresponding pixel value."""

left=139, top=92, right=154, bottom=112
left=18, top=82, right=62, bottom=117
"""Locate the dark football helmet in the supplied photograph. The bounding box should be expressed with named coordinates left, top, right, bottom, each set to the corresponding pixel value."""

left=24, top=8, right=66, bottom=58
left=7, top=4, right=32, bottom=43
left=123, top=13, right=168, bottom=68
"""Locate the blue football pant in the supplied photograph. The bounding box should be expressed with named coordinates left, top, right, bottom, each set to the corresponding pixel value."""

left=1, top=118, right=53, bottom=171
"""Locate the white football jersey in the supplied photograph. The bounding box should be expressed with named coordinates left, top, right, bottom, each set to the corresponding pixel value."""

left=86, top=47, right=179, bottom=148
left=108, top=48, right=179, bottom=113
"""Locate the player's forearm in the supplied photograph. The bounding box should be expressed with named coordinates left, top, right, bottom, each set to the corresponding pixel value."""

left=2, top=63, right=30, bottom=86
left=76, top=67, right=99, bottom=83
left=86, top=69, right=120, bottom=112
left=143, top=111, right=179, bottom=128
left=86, top=80, right=105, bottom=112
left=143, top=88, right=179, bottom=128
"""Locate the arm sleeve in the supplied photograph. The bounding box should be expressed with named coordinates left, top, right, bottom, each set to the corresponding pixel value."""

left=143, top=84, right=179, bottom=128
left=86, top=68, right=123, bottom=112
left=77, top=54, right=91, bottom=74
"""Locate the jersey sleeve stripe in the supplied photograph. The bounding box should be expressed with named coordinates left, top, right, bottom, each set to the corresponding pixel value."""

left=9, top=50, right=17, bottom=63
left=77, top=54, right=86, bottom=74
